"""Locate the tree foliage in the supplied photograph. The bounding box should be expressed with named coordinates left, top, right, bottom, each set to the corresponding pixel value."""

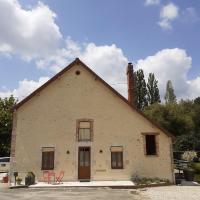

left=165, top=80, right=176, bottom=104
left=0, top=96, right=17, bottom=156
left=147, top=73, right=160, bottom=105
left=134, top=69, right=148, bottom=110
left=194, top=97, right=200, bottom=105
left=144, top=98, right=200, bottom=151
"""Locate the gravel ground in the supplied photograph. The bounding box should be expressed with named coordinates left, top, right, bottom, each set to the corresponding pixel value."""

left=0, top=187, right=137, bottom=200
left=0, top=185, right=200, bottom=200
left=139, top=186, right=200, bottom=200
left=0, top=183, right=9, bottom=188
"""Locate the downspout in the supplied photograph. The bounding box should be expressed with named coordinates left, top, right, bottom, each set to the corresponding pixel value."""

left=9, top=108, right=17, bottom=187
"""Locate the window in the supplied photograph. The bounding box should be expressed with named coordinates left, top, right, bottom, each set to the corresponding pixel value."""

left=145, top=134, right=157, bottom=155
left=111, top=146, right=123, bottom=169
left=77, top=120, right=93, bottom=141
left=79, top=147, right=90, bottom=167
left=0, top=157, right=10, bottom=162
left=42, top=147, right=54, bottom=170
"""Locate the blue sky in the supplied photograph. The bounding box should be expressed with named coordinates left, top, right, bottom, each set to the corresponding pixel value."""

left=0, top=0, right=200, bottom=100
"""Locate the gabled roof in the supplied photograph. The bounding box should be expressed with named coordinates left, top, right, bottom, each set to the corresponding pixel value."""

left=14, top=58, right=175, bottom=139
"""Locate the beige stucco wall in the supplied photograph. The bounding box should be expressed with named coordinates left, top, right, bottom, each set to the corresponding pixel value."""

left=11, top=64, right=174, bottom=182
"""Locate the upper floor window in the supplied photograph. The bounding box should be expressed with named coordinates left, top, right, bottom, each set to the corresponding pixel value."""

left=143, top=133, right=158, bottom=156
left=77, top=120, right=93, bottom=141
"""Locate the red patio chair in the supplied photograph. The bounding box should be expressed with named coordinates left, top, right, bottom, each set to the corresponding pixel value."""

left=43, top=171, right=55, bottom=184
left=43, top=171, right=50, bottom=183
left=49, top=171, right=56, bottom=183
left=55, top=171, right=65, bottom=184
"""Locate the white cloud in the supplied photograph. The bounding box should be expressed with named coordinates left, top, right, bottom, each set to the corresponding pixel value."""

left=187, top=77, right=200, bottom=100
left=0, top=77, right=49, bottom=100
left=160, top=3, right=179, bottom=20
left=0, top=0, right=61, bottom=60
left=158, top=3, right=179, bottom=30
left=37, top=37, right=129, bottom=96
left=145, top=0, right=160, bottom=6
left=1, top=48, right=200, bottom=102
left=80, top=43, right=128, bottom=84
left=81, top=43, right=128, bottom=95
left=136, top=48, right=200, bottom=100
left=158, top=19, right=172, bottom=30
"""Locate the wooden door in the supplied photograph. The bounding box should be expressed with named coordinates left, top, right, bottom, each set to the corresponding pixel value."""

left=78, top=147, right=91, bottom=180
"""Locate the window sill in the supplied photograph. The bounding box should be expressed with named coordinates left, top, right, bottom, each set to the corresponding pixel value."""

left=111, top=167, right=124, bottom=170
left=145, top=154, right=159, bottom=157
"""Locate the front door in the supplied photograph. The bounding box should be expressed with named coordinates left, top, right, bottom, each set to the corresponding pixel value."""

left=78, top=147, right=90, bottom=180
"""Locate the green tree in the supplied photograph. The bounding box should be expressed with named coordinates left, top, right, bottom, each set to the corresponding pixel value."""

left=174, top=134, right=196, bottom=151
left=164, top=80, right=176, bottom=104
left=144, top=99, right=200, bottom=151
left=147, top=73, right=160, bottom=105
left=194, top=97, right=200, bottom=105
left=134, top=69, right=148, bottom=110
left=144, top=101, right=195, bottom=136
left=0, top=95, right=17, bottom=156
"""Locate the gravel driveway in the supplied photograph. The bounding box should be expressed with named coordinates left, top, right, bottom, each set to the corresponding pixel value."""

left=139, top=186, right=200, bottom=200
left=0, top=187, right=136, bottom=200
left=0, top=186, right=199, bottom=200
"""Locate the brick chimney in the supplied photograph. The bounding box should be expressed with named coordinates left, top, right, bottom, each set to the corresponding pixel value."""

left=126, top=62, right=135, bottom=106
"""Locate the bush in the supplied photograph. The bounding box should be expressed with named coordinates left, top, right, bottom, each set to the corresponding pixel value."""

left=194, top=174, right=200, bottom=183
left=131, top=176, right=169, bottom=185
left=191, top=162, right=200, bottom=174
left=25, top=172, right=35, bottom=186
left=16, top=176, right=22, bottom=185
left=182, top=151, right=197, bottom=162
left=16, top=177, right=22, bottom=181
left=183, top=168, right=195, bottom=181
left=193, top=157, right=199, bottom=162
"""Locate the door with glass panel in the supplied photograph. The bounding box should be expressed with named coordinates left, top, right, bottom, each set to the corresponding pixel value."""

left=78, top=147, right=90, bottom=180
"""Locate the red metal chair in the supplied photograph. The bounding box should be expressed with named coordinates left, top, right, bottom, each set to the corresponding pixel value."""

left=43, top=171, right=50, bottom=183
left=55, top=171, right=65, bottom=184
left=49, top=171, right=55, bottom=183
left=43, top=171, right=55, bottom=184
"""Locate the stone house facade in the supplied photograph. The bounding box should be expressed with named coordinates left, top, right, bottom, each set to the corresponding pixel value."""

left=10, top=58, right=175, bottom=182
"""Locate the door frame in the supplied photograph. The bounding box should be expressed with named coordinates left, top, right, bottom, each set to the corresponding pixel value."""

left=78, top=146, right=91, bottom=180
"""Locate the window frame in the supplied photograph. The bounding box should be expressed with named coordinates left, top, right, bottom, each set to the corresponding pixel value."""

left=142, top=132, right=159, bottom=157
left=76, top=119, right=94, bottom=142
left=41, top=147, right=55, bottom=170
left=110, top=146, right=123, bottom=169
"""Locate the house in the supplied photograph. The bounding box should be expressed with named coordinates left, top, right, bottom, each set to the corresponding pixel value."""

left=10, top=58, right=175, bottom=183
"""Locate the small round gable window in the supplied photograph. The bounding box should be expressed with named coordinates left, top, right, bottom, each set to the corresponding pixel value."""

left=75, top=70, right=81, bottom=75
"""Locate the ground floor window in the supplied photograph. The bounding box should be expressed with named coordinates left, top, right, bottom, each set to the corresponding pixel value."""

left=41, top=147, right=55, bottom=170
left=110, top=146, right=123, bottom=169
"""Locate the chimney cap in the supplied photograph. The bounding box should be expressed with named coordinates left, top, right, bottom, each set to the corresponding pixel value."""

left=127, top=62, right=133, bottom=74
